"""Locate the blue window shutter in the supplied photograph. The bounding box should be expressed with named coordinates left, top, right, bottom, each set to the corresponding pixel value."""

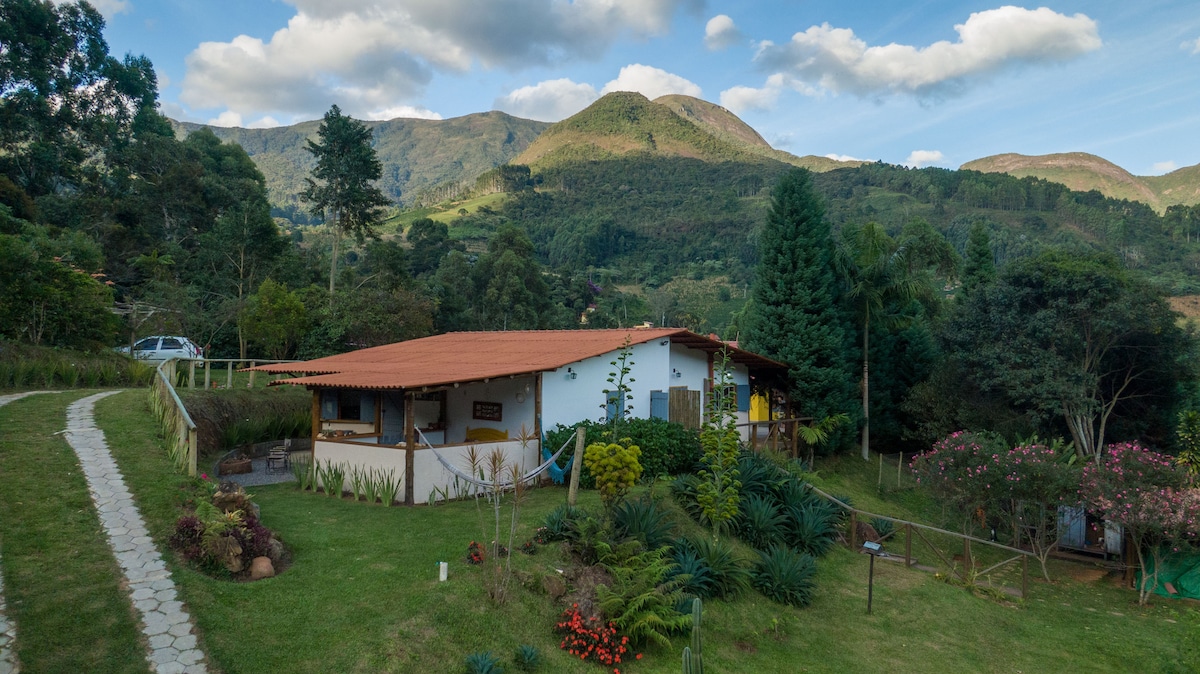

left=736, top=385, right=751, bottom=412
left=320, top=391, right=336, bottom=419
left=650, top=391, right=668, bottom=420
left=360, top=393, right=376, bottom=423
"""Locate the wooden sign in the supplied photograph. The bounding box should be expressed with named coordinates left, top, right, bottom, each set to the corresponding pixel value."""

left=472, top=401, right=502, bottom=421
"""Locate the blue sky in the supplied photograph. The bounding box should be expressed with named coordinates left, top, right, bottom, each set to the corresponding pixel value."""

left=94, top=0, right=1200, bottom=175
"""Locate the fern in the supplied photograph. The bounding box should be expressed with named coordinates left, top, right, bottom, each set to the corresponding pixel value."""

left=595, top=542, right=691, bottom=647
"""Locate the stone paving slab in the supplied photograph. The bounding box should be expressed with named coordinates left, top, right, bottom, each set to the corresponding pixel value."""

left=64, top=392, right=208, bottom=674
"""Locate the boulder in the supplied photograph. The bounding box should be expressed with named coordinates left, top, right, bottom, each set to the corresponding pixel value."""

left=267, top=538, right=285, bottom=563
left=249, top=556, right=275, bottom=580
left=541, top=573, right=567, bottom=599
left=212, top=482, right=253, bottom=514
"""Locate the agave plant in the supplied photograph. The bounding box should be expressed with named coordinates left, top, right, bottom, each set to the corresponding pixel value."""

left=670, top=547, right=716, bottom=599
left=464, top=651, right=504, bottom=674
left=612, top=496, right=677, bottom=550
left=538, top=504, right=582, bottom=542
left=676, top=535, right=751, bottom=599
left=670, top=473, right=705, bottom=522
left=736, top=452, right=787, bottom=499
left=785, top=503, right=839, bottom=558
left=513, top=644, right=540, bottom=672
left=752, top=545, right=817, bottom=607
left=735, top=493, right=786, bottom=551
left=871, top=516, right=896, bottom=540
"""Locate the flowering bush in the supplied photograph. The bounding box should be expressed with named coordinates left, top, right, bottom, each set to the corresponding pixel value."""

left=1079, top=442, right=1199, bottom=603
left=520, top=540, right=537, bottom=555
left=910, top=430, right=1008, bottom=532
left=554, top=605, right=635, bottom=670
left=466, top=541, right=485, bottom=565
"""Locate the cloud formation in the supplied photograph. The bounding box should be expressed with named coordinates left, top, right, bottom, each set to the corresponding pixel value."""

left=905, top=150, right=945, bottom=167
left=1152, top=160, right=1178, bottom=174
left=756, top=6, right=1101, bottom=97
left=720, top=73, right=787, bottom=113
left=825, top=153, right=867, bottom=162
left=495, top=78, right=599, bottom=121
left=1185, top=37, right=1200, bottom=55
left=181, top=0, right=699, bottom=124
left=704, top=15, right=742, bottom=51
left=601, top=64, right=702, bottom=100
left=56, top=0, right=130, bottom=18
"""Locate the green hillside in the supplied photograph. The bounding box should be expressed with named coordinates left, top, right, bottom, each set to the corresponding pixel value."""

left=962, top=152, right=1200, bottom=213
left=171, top=111, right=549, bottom=212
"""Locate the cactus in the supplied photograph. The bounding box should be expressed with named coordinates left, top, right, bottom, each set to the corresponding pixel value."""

left=682, top=597, right=703, bottom=674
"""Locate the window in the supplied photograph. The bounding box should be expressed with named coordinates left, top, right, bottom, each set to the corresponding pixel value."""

left=338, top=390, right=361, bottom=421
left=160, top=338, right=183, bottom=349
left=135, top=337, right=158, bottom=350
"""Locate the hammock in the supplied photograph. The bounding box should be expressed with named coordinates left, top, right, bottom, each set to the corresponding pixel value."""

left=426, top=430, right=576, bottom=490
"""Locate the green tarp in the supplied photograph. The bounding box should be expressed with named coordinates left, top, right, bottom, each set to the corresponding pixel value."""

left=1138, top=548, right=1200, bottom=600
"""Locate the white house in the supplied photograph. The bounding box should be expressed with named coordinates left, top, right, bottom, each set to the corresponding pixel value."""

left=253, top=328, right=787, bottom=504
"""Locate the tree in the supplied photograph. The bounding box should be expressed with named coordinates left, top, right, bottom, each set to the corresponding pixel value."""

left=239, top=279, right=307, bottom=359
left=744, top=169, right=854, bottom=428
left=961, top=222, right=995, bottom=295
left=300, top=105, right=391, bottom=298
left=406, top=217, right=463, bottom=277
left=835, top=220, right=958, bottom=460
left=946, top=250, right=1193, bottom=460
left=1080, top=442, right=1198, bottom=604
left=472, top=226, right=552, bottom=330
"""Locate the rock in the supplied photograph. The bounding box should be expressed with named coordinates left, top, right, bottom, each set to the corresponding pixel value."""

left=541, top=573, right=567, bottom=599
left=267, top=538, right=285, bottom=563
left=212, top=483, right=253, bottom=514
left=249, top=556, right=275, bottom=580
left=856, top=521, right=880, bottom=544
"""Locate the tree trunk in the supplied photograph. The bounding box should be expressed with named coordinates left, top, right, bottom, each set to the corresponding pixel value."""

left=861, top=317, right=870, bottom=461
left=328, top=209, right=340, bottom=302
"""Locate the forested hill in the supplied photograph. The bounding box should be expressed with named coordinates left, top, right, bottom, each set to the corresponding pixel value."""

left=962, top=152, right=1200, bottom=212
left=170, top=111, right=549, bottom=214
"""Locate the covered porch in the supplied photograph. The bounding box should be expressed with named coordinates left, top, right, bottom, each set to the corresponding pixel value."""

left=308, top=374, right=543, bottom=504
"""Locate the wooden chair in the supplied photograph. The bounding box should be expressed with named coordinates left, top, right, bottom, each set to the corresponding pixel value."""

left=266, top=446, right=289, bottom=473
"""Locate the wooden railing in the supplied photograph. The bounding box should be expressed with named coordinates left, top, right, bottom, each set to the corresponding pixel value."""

left=148, top=359, right=198, bottom=477
left=812, top=484, right=1034, bottom=598
left=737, top=417, right=813, bottom=457
left=176, top=358, right=300, bottom=389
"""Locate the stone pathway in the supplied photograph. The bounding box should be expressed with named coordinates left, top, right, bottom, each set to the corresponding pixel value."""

left=64, top=392, right=207, bottom=674
left=0, top=391, right=59, bottom=674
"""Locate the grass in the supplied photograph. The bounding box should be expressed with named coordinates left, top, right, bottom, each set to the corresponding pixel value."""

left=15, top=390, right=1193, bottom=673
left=0, top=391, right=149, bottom=673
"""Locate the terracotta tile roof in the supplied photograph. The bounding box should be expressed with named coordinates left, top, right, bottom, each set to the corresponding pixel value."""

left=254, top=328, right=785, bottom=390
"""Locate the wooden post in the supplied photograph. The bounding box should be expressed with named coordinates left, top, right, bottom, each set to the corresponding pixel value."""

left=1021, top=554, right=1029, bottom=598
left=878, top=452, right=883, bottom=489
left=404, top=391, right=416, bottom=505
left=849, top=510, right=858, bottom=550
left=897, top=451, right=903, bottom=487
left=188, top=360, right=196, bottom=389
left=750, top=422, right=758, bottom=452
left=790, top=420, right=798, bottom=458
left=567, top=426, right=585, bottom=507
left=964, top=538, right=973, bottom=573
left=534, top=374, right=543, bottom=449
left=203, top=360, right=211, bottom=389
left=905, top=523, right=912, bottom=567
left=311, top=390, right=320, bottom=443
left=188, top=427, right=198, bottom=477
left=227, top=361, right=233, bottom=388
left=248, top=361, right=256, bottom=388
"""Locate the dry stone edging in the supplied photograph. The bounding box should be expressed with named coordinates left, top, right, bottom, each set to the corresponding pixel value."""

left=63, top=391, right=208, bottom=674
left=0, top=391, right=63, bottom=674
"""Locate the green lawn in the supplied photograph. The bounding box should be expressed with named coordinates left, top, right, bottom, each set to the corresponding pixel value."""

left=2, top=389, right=1186, bottom=673
left=0, top=391, right=149, bottom=673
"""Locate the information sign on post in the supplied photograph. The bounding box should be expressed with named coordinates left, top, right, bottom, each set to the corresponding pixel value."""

left=863, top=541, right=882, bottom=614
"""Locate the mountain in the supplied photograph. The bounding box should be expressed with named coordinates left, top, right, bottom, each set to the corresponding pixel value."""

left=961, top=152, right=1200, bottom=212
left=170, top=112, right=549, bottom=210
left=511, top=92, right=861, bottom=173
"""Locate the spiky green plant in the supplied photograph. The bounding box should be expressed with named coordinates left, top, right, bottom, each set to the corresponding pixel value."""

left=736, top=452, right=787, bottom=500
left=785, top=503, right=839, bottom=558
left=670, top=548, right=715, bottom=599
left=696, top=350, right=741, bottom=538
left=670, top=474, right=705, bottom=523
left=735, top=493, right=786, bottom=551
left=681, top=597, right=703, bottom=674
left=676, top=536, right=751, bottom=599
left=752, top=545, right=817, bottom=607
left=377, top=468, right=401, bottom=506
left=464, top=650, right=504, bottom=674
left=612, top=496, right=677, bottom=550
left=871, top=516, right=896, bottom=540
left=539, top=504, right=582, bottom=542
left=513, top=644, right=540, bottom=672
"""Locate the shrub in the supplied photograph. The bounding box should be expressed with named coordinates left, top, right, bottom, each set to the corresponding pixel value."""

left=611, top=496, right=676, bottom=550
left=752, top=546, right=817, bottom=607
left=736, top=452, right=788, bottom=499
left=676, top=536, right=751, bottom=599
left=464, top=651, right=503, bottom=674
left=736, top=493, right=786, bottom=551
left=670, top=547, right=715, bottom=599
left=513, top=644, right=540, bottom=672
left=539, top=504, right=582, bottom=542
left=786, top=503, right=839, bottom=558
left=871, top=517, right=896, bottom=540
left=553, top=606, right=633, bottom=668
left=583, top=439, right=643, bottom=508
left=545, top=418, right=701, bottom=488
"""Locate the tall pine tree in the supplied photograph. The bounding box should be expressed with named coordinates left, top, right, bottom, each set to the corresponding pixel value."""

left=745, top=169, right=854, bottom=428
left=961, top=223, right=996, bottom=295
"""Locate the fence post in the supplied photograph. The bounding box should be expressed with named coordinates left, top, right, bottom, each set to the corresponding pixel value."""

left=905, top=523, right=912, bottom=567
left=203, top=360, right=211, bottom=390
left=188, top=360, right=196, bottom=389
left=897, top=451, right=903, bottom=487
left=227, top=361, right=233, bottom=388
left=248, top=361, right=256, bottom=388
left=188, top=427, right=198, bottom=477
left=750, top=422, right=758, bottom=452
left=878, top=452, right=883, bottom=489
left=964, top=539, right=973, bottom=572
left=567, top=426, right=586, bottom=507
left=1021, top=554, right=1029, bottom=598
left=849, top=510, right=857, bottom=550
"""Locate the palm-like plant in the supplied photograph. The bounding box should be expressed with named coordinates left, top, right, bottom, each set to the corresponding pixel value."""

left=835, top=220, right=958, bottom=460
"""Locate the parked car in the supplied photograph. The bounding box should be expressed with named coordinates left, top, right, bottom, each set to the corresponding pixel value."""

left=116, top=336, right=204, bottom=363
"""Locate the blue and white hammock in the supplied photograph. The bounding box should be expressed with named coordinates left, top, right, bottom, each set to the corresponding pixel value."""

left=424, top=429, right=575, bottom=490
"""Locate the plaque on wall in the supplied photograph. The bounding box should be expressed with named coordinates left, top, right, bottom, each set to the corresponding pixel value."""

left=473, top=401, right=503, bottom=421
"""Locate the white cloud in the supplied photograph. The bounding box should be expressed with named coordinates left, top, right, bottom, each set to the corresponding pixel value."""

left=705, top=15, right=742, bottom=51
left=155, top=69, right=170, bottom=89
left=494, top=79, right=599, bottom=122
left=53, top=0, right=130, bottom=18
left=1152, top=160, right=1179, bottom=174
left=756, top=6, right=1101, bottom=98
left=364, top=106, right=443, bottom=121
left=247, top=116, right=282, bottom=129
left=181, top=0, right=699, bottom=123
left=207, top=111, right=244, bottom=127
left=1185, top=37, right=1200, bottom=55
left=905, top=150, right=945, bottom=167
left=825, top=153, right=866, bottom=162
left=720, top=73, right=786, bottom=112
left=601, top=64, right=702, bottom=100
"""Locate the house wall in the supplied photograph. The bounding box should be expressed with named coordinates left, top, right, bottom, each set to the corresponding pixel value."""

left=412, top=439, right=538, bottom=505
left=445, top=376, right=537, bottom=444
left=541, top=338, right=672, bottom=429
left=312, top=440, right=406, bottom=498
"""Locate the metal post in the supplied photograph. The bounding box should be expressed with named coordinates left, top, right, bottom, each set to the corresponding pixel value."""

left=867, top=553, right=876, bottom=614
left=567, top=426, right=585, bottom=507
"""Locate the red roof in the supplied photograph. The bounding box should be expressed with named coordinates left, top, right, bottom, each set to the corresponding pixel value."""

left=254, top=328, right=785, bottom=390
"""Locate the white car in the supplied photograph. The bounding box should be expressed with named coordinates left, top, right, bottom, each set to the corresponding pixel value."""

left=117, top=336, right=204, bottom=363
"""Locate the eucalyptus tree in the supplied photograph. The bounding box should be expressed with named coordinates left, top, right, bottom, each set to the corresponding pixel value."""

left=301, top=105, right=391, bottom=298
left=835, top=220, right=957, bottom=460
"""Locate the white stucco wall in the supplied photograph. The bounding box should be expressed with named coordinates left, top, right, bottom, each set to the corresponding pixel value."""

left=412, top=439, right=538, bottom=504
left=313, top=440, right=407, bottom=500
left=541, top=338, right=672, bottom=429
left=445, top=376, right=537, bottom=444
